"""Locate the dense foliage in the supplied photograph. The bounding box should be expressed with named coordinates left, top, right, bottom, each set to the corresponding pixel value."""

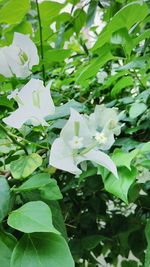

left=0, top=0, right=150, bottom=266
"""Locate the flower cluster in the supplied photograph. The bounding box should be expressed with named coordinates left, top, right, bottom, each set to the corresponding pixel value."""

left=2, top=32, right=123, bottom=178
left=49, top=107, right=123, bottom=178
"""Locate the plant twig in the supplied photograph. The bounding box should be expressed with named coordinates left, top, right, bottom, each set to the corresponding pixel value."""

left=35, top=0, right=46, bottom=85
left=0, top=123, right=28, bottom=155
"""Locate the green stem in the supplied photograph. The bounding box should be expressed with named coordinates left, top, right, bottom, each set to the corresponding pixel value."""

left=35, top=0, right=46, bottom=85
left=0, top=123, right=28, bottom=155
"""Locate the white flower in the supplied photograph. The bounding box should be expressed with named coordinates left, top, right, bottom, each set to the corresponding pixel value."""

left=87, top=105, right=123, bottom=150
left=3, top=79, right=55, bottom=129
left=49, top=108, right=118, bottom=178
left=69, top=136, right=84, bottom=149
left=95, top=132, right=107, bottom=145
left=96, top=71, right=107, bottom=84
left=0, top=32, right=39, bottom=78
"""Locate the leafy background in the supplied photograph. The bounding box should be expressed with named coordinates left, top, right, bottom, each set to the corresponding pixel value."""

left=0, top=0, right=150, bottom=266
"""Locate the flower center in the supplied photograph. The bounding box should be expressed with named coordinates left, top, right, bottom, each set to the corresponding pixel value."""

left=32, top=90, right=41, bottom=108
left=69, top=136, right=84, bottom=149
left=109, top=119, right=117, bottom=129
left=19, top=49, right=28, bottom=65
left=95, top=132, right=107, bottom=145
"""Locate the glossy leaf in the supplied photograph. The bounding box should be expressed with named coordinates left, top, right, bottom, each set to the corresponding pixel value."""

left=13, top=173, right=62, bottom=200
left=102, top=167, right=137, bottom=203
left=7, top=201, right=59, bottom=234
left=112, top=149, right=139, bottom=170
left=10, top=233, right=75, bottom=267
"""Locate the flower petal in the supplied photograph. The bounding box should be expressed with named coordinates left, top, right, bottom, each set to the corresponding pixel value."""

left=94, top=104, right=119, bottom=129
left=39, top=80, right=55, bottom=117
left=3, top=107, right=30, bottom=129
left=13, top=32, right=39, bottom=68
left=79, top=149, right=118, bottom=178
left=0, top=48, right=13, bottom=77
left=49, top=137, right=81, bottom=176
left=18, top=79, right=43, bottom=106
left=61, top=108, right=91, bottom=146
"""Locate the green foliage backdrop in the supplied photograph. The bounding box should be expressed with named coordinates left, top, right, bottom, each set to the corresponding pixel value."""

left=0, top=0, right=150, bottom=266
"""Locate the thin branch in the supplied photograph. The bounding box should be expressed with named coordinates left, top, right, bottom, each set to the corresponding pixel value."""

left=0, top=123, right=28, bottom=155
left=35, top=0, right=46, bottom=85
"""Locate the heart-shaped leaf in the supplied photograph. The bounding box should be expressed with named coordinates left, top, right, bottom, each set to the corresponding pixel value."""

left=10, top=233, right=74, bottom=267
left=10, top=153, right=42, bottom=179
left=7, top=201, right=59, bottom=234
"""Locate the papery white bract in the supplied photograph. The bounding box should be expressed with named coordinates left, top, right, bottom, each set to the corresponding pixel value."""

left=87, top=104, right=123, bottom=150
left=3, top=79, right=55, bottom=129
left=49, top=108, right=118, bottom=178
left=0, top=32, right=39, bottom=78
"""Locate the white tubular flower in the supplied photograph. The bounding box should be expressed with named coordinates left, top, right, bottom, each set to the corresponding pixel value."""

left=49, top=108, right=118, bottom=178
left=3, top=79, right=55, bottom=129
left=0, top=32, right=39, bottom=78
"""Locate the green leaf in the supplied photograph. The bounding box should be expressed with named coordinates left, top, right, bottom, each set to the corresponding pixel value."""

left=0, top=230, right=17, bottom=267
left=46, top=100, right=84, bottom=120
left=14, top=173, right=62, bottom=201
left=140, top=142, right=150, bottom=154
left=0, top=138, right=16, bottom=154
left=81, top=235, right=107, bottom=250
left=0, top=176, right=10, bottom=222
left=133, top=29, right=150, bottom=47
left=0, top=96, right=14, bottom=109
left=39, top=1, right=64, bottom=26
left=122, top=260, right=139, bottom=267
left=86, top=0, right=98, bottom=26
left=74, top=9, right=86, bottom=35
left=111, top=76, right=133, bottom=97
left=101, top=70, right=129, bottom=90
left=10, top=233, right=74, bottom=267
left=0, top=0, right=30, bottom=24
left=55, top=23, right=66, bottom=49
left=7, top=201, right=59, bottom=234
left=49, top=201, right=68, bottom=240
left=111, top=27, right=133, bottom=56
left=129, top=102, right=147, bottom=119
left=40, top=182, right=63, bottom=201
left=93, top=2, right=149, bottom=50
left=44, top=49, right=71, bottom=65
left=75, top=45, right=114, bottom=85
left=145, top=219, right=150, bottom=267
left=4, top=21, right=33, bottom=44
left=102, top=167, right=137, bottom=203
left=10, top=153, right=42, bottom=179
left=112, top=149, right=139, bottom=170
